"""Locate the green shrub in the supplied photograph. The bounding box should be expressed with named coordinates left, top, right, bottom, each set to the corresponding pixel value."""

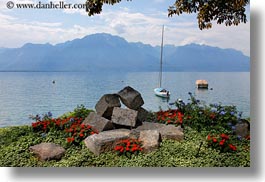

left=60, top=105, right=94, bottom=120
left=72, top=104, right=93, bottom=119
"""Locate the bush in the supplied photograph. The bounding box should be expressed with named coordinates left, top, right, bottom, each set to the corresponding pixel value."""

left=153, top=93, right=250, bottom=156
left=60, top=104, right=93, bottom=120
left=72, top=104, right=93, bottom=119
left=172, top=93, right=242, bottom=133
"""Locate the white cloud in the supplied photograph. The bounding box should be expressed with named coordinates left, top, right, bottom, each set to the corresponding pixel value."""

left=0, top=13, right=17, bottom=22
left=0, top=5, right=250, bottom=56
left=62, top=8, right=87, bottom=16
left=29, top=21, right=62, bottom=27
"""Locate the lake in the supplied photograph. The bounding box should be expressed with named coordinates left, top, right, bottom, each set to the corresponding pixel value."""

left=0, top=72, right=250, bottom=127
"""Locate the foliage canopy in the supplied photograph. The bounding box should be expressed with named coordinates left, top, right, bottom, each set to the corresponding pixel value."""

left=85, top=0, right=249, bottom=30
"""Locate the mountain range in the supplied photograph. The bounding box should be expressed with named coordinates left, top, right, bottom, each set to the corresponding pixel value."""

left=0, top=33, right=250, bottom=72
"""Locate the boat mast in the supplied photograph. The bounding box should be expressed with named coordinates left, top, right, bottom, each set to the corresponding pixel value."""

left=159, top=25, right=164, bottom=88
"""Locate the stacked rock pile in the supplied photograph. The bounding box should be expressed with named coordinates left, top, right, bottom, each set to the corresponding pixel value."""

left=83, top=86, right=184, bottom=155
left=29, top=86, right=184, bottom=160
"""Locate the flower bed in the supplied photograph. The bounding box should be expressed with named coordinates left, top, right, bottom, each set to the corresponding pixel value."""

left=0, top=100, right=250, bottom=167
left=114, top=138, right=143, bottom=158
left=153, top=93, right=250, bottom=154
left=31, top=105, right=97, bottom=145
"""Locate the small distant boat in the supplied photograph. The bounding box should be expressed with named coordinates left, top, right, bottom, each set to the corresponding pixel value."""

left=154, top=25, right=170, bottom=98
left=52, top=80, right=56, bottom=84
left=154, top=88, right=170, bottom=98
left=196, top=80, right=208, bottom=89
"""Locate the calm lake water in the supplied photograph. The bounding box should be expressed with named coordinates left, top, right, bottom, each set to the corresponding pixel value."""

left=0, top=72, right=250, bottom=127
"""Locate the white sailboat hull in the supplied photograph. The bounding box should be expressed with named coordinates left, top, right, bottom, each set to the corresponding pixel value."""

left=154, top=88, right=170, bottom=98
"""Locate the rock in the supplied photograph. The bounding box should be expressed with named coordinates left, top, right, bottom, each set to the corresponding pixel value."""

left=82, top=112, right=114, bottom=132
left=136, top=122, right=184, bottom=141
left=137, top=107, right=149, bottom=122
left=235, top=120, right=250, bottom=138
left=29, top=143, right=65, bottom=161
left=159, top=125, right=184, bottom=141
left=84, top=129, right=131, bottom=156
left=118, top=86, right=144, bottom=110
left=111, top=107, right=138, bottom=128
left=139, top=130, right=161, bottom=153
left=129, top=129, right=141, bottom=139
left=95, top=94, right=121, bottom=119
left=136, top=122, right=166, bottom=131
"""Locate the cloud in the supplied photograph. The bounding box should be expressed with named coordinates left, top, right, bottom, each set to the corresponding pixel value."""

left=0, top=4, right=250, bottom=56
left=96, top=10, right=169, bottom=43
left=0, top=13, right=17, bottom=22
left=29, top=21, right=62, bottom=27
left=0, top=11, right=84, bottom=47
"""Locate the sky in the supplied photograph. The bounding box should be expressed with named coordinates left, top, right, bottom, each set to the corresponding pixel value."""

left=0, top=0, right=250, bottom=56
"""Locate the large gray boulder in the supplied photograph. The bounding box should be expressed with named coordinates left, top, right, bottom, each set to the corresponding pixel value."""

left=137, top=107, right=149, bottom=123
left=29, top=143, right=65, bottom=161
left=84, top=129, right=131, bottom=156
left=159, top=125, right=184, bottom=141
left=136, top=122, right=166, bottom=131
left=95, top=94, right=121, bottom=119
left=139, top=130, right=161, bottom=153
left=82, top=112, right=114, bottom=132
left=136, top=122, right=184, bottom=141
left=111, top=107, right=138, bottom=128
left=235, top=119, right=250, bottom=138
left=118, top=86, right=144, bottom=110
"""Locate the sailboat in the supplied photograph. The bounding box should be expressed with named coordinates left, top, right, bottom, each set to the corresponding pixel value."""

left=154, top=25, right=170, bottom=98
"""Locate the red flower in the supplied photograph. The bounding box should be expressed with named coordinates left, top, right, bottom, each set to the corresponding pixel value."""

left=212, top=138, right=217, bottom=143
left=67, top=137, right=74, bottom=143
left=220, top=133, right=229, bottom=140
left=207, top=135, right=211, bottom=140
left=229, top=144, right=237, bottom=151
left=167, top=120, right=171, bottom=124
left=219, top=139, right=225, bottom=146
left=120, top=147, right=124, bottom=153
left=114, top=146, right=123, bottom=151
left=79, top=133, right=84, bottom=137
left=80, top=124, right=85, bottom=129
left=126, top=141, right=131, bottom=147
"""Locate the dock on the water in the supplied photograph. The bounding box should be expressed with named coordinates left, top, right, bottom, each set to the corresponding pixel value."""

left=196, top=79, right=208, bottom=89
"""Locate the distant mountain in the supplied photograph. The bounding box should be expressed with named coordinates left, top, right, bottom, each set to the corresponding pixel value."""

left=0, top=33, right=250, bottom=72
